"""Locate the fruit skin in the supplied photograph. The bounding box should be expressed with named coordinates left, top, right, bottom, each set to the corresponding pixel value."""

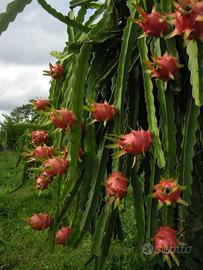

left=91, top=102, right=116, bottom=122
left=152, top=226, right=179, bottom=252
left=33, top=145, right=54, bottom=160
left=50, top=63, right=65, bottom=79
left=136, top=6, right=167, bottom=37
left=35, top=173, right=53, bottom=190
left=33, top=99, right=50, bottom=111
left=171, top=1, right=203, bottom=40
left=28, top=213, right=52, bottom=231
left=43, top=157, right=68, bottom=176
left=150, top=53, right=180, bottom=81
left=32, top=130, right=48, bottom=145
left=105, top=171, right=128, bottom=199
left=43, top=63, right=65, bottom=80
left=51, top=109, right=76, bottom=130
left=118, top=130, right=152, bottom=156
left=55, top=226, right=72, bottom=246
left=152, top=178, right=187, bottom=207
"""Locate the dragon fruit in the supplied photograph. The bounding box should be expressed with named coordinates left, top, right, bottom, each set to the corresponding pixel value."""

left=51, top=109, right=76, bottom=130
left=32, top=130, right=48, bottom=145
left=135, top=5, right=167, bottom=37
left=170, top=0, right=203, bottom=40
left=152, top=226, right=179, bottom=252
left=35, top=173, right=53, bottom=190
left=152, top=178, right=188, bottom=208
left=91, top=101, right=116, bottom=123
left=105, top=171, right=128, bottom=199
left=152, top=226, right=180, bottom=267
left=33, top=99, right=50, bottom=111
left=28, top=213, right=52, bottom=231
left=148, top=53, right=180, bottom=81
left=43, top=63, right=64, bottom=80
left=33, top=145, right=54, bottom=160
left=43, top=157, right=68, bottom=176
left=118, top=130, right=152, bottom=156
left=55, top=226, right=72, bottom=246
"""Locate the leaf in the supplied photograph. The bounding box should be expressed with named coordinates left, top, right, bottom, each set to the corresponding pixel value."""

left=156, top=80, right=169, bottom=162
left=70, top=0, right=99, bottom=8
left=8, top=162, right=29, bottom=193
left=113, top=1, right=138, bottom=169
left=165, top=91, right=177, bottom=177
left=179, top=94, right=200, bottom=215
left=146, top=155, right=157, bottom=241
left=61, top=44, right=92, bottom=200
left=138, top=37, right=165, bottom=168
left=69, top=44, right=91, bottom=146
left=86, top=51, right=110, bottom=101
left=76, top=139, right=108, bottom=245
left=96, top=58, right=118, bottom=88
left=160, top=0, right=171, bottom=12
left=48, top=168, right=84, bottom=249
left=70, top=137, right=107, bottom=246
left=49, top=79, right=64, bottom=108
left=187, top=40, right=202, bottom=106
left=85, top=4, right=105, bottom=28
left=0, top=0, right=32, bottom=36
left=50, top=51, right=73, bottom=62
left=197, top=41, right=203, bottom=106
left=131, top=169, right=146, bottom=247
left=62, top=57, right=77, bottom=107
left=87, top=1, right=116, bottom=39
left=74, top=6, right=87, bottom=39
left=67, top=10, right=75, bottom=43
left=152, top=38, right=176, bottom=176
left=37, top=0, right=90, bottom=33
left=76, top=6, right=87, bottom=25
left=90, top=203, right=113, bottom=257
left=94, top=208, right=118, bottom=270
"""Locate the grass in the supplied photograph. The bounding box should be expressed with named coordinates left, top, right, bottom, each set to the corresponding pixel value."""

left=0, top=151, right=92, bottom=270
left=0, top=151, right=139, bottom=270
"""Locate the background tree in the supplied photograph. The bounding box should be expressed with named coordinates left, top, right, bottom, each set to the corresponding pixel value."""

left=0, top=103, right=37, bottom=150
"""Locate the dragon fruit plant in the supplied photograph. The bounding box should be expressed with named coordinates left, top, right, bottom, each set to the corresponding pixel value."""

left=2, top=0, right=203, bottom=269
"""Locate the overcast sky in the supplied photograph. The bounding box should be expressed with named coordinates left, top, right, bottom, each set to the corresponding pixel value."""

left=0, top=0, right=68, bottom=122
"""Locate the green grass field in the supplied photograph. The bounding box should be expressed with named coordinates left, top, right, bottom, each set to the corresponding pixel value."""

left=0, top=151, right=138, bottom=270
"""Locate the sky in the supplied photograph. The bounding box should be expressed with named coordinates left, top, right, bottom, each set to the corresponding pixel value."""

left=0, top=0, right=69, bottom=122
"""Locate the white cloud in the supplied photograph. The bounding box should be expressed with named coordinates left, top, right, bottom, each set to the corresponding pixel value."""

left=0, top=0, right=97, bottom=124
left=0, top=1, right=67, bottom=65
left=0, top=61, right=50, bottom=122
left=0, top=0, right=68, bottom=123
